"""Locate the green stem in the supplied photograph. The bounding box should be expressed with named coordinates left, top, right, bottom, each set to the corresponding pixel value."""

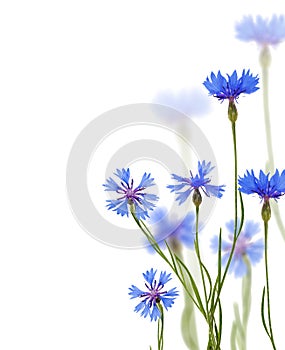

left=212, top=121, right=241, bottom=314
left=263, top=221, right=276, bottom=350
left=174, top=246, right=199, bottom=350
left=157, top=303, right=164, bottom=350
left=194, top=206, right=216, bottom=348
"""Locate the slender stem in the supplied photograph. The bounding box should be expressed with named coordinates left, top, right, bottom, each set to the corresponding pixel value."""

left=263, top=220, right=276, bottom=350
left=259, top=47, right=285, bottom=241
left=260, top=47, right=274, bottom=173
left=194, top=206, right=217, bottom=349
left=157, top=303, right=164, bottom=350
left=212, top=121, right=240, bottom=313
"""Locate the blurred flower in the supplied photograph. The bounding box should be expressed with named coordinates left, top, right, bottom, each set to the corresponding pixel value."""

left=235, top=14, right=285, bottom=47
left=167, top=160, right=225, bottom=205
left=203, top=70, right=259, bottom=103
left=146, top=207, right=196, bottom=252
left=211, top=220, right=264, bottom=277
left=128, top=268, right=179, bottom=321
left=103, top=168, right=158, bottom=220
left=153, top=87, right=211, bottom=118
left=238, top=169, right=285, bottom=202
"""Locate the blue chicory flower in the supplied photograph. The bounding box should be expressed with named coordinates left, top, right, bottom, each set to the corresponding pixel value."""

left=238, top=169, right=285, bottom=202
left=167, top=160, right=225, bottom=205
left=235, top=14, right=285, bottom=47
left=203, top=69, right=259, bottom=102
left=146, top=207, right=196, bottom=251
left=211, top=220, right=264, bottom=277
left=128, top=268, right=179, bottom=321
left=103, top=168, right=159, bottom=220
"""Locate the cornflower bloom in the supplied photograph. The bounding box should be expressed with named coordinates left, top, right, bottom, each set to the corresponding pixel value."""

left=211, top=220, right=264, bottom=277
left=238, top=169, right=285, bottom=222
left=203, top=70, right=259, bottom=122
left=128, top=268, right=179, bottom=321
left=146, top=207, right=196, bottom=252
left=167, top=160, right=225, bottom=207
left=103, top=168, right=158, bottom=220
left=235, top=15, right=285, bottom=47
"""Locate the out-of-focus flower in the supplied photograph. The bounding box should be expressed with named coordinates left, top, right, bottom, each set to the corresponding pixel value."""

left=167, top=160, right=225, bottom=205
left=235, top=14, right=285, bottom=47
left=146, top=207, right=196, bottom=252
left=153, top=87, right=211, bottom=119
left=103, top=168, right=158, bottom=220
left=128, top=268, right=179, bottom=321
left=203, top=70, right=259, bottom=103
left=211, top=220, right=264, bottom=277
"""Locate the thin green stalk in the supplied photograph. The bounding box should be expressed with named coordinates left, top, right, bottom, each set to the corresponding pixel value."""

left=212, top=121, right=242, bottom=314
left=262, top=221, right=276, bottom=350
left=194, top=206, right=216, bottom=349
left=157, top=303, right=164, bottom=350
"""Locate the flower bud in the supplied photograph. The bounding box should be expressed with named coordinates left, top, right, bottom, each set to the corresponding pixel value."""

left=261, top=200, right=271, bottom=223
left=192, top=189, right=202, bottom=207
left=228, top=100, right=238, bottom=122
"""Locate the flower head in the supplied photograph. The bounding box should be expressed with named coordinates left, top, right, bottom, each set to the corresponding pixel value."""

left=128, top=268, right=178, bottom=321
left=167, top=160, right=225, bottom=205
left=103, top=168, right=159, bottom=220
left=146, top=207, right=196, bottom=252
left=238, top=169, right=285, bottom=202
left=203, top=70, right=259, bottom=103
left=211, top=220, right=264, bottom=277
left=235, top=14, right=285, bottom=47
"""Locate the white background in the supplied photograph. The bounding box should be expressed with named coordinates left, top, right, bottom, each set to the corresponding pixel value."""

left=1, top=0, right=285, bottom=349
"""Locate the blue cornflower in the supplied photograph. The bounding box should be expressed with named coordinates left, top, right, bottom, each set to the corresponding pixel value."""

left=146, top=207, right=196, bottom=252
left=203, top=70, right=259, bottom=103
left=103, top=168, right=159, bottom=220
left=167, top=160, right=225, bottom=206
left=211, top=220, right=264, bottom=277
left=238, top=169, right=285, bottom=202
left=235, top=15, right=285, bottom=47
left=128, top=268, right=178, bottom=321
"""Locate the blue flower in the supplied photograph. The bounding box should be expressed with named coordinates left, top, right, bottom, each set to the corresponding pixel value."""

left=146, top=207, right=196, bottom=251
left=211, top=220, right=264, bottom=277
left=167, top=160, right=225, bottom=205
left=103, top=168, right=159, bottom=220
left=235, top=15, right=285, bottom=46
left=238, top=169, right=285, bottom=202
left=203, top=70, right=259, bottom=102
left=128, top=268, right=178, bottom=321
left=153, top=87, right=211, bottom=118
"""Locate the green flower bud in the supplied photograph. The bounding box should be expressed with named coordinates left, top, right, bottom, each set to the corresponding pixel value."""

left=261, top=200, right=271, bottom=223
left=192, top=188, right=202, bottom=208
left=228, top=100, right=238, bottom=122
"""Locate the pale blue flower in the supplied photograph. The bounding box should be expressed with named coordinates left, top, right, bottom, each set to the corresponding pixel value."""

left=129, top=268, right=179, bottom=321
left=211, top=220, right=264, bottom=277
left=103, top=168, right=158, bottom=220
left=236, top=15, right=285, bottom=46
